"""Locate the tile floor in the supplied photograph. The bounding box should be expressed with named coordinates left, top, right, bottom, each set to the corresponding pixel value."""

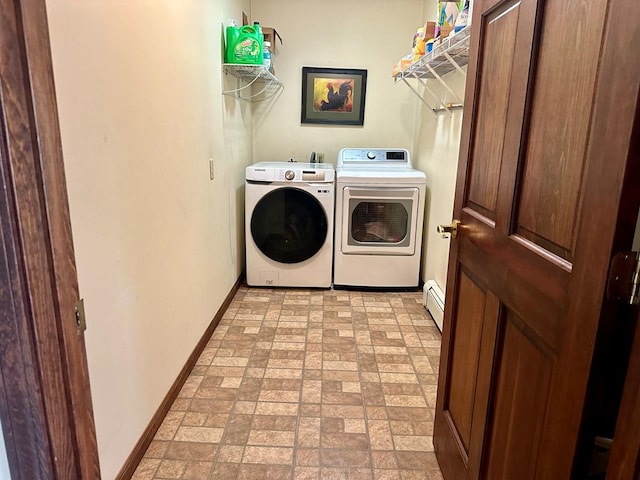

left=132, top=287, right=443, bottom=480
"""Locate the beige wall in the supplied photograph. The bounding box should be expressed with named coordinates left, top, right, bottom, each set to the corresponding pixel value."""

left=413, top=76, right=466, bottom=293
left=45, top=0, right=252, bottom=477
left=250, top=0, right=424, bottom=164
left=413, top=0, right=467, bottom=294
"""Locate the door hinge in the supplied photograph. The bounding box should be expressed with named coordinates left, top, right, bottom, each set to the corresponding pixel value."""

left=74, top=298, right=87, bottom=336
left=607, top=251, right=640, bottom=305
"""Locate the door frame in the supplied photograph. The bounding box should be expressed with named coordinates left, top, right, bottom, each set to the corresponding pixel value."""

left=0, top=0, right=100, bottom=478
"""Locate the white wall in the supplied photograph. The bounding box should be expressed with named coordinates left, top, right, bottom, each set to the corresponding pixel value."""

left=45, top=0, right=252, bottom=477
left=0, top=421, right=9, bottom=480
left=251, top=0, right=424, bottom=164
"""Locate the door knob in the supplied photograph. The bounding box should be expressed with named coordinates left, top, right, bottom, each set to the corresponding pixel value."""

left=437, top=220, right=460, bottom=239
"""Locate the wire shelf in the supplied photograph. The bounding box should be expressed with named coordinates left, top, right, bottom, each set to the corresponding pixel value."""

left=223, top=64, right=283, bottom=101
left=393, top=25, right=471, bottom=82
left=393, top=25, right=471, bottom=115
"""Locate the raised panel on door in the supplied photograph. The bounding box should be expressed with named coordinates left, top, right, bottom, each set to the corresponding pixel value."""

left=516, top=1, right=608, bottom=261
left=436, top=265, right=502, bottom=479
left=445, top=271, right=486, bottom=455
left=484, top=312, right=552, bottom=479
left=466, top=0, right=520, bottom=221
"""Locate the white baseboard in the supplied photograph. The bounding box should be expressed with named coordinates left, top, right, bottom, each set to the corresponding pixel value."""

left=423, top=280, right=444, bottom=332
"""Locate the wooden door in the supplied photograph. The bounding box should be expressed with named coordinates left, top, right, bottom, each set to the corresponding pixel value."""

left=0, top=0, right=100, bottom=478
left=434, top=0, right=640, bottom=479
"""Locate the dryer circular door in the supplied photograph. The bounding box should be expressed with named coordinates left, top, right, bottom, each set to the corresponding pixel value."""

left=250, top=187, right=328, bottom=264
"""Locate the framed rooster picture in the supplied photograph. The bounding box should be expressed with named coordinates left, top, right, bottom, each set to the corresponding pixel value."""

left=301, top=67, right=367, bottom=125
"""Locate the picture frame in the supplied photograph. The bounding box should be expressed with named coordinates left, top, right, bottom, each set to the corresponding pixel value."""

left=301, top=67, right=367, bottom=126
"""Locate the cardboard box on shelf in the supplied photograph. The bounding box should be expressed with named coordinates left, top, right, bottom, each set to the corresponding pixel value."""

left=262, top=27, right=282, bottom=54
left=392, top=55, right=413, bottom=77
left=439, top=25, right=454, bottom=38
left=433, top=25, right=454, bottom=46
left=423, top=21, right=436, bottom=40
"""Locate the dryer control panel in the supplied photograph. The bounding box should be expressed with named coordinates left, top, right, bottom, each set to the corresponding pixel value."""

left=338, top=148, right=411, bottom=169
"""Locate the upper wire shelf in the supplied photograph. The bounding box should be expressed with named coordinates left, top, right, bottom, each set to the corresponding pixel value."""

left=393, top=25, right=471, bottom=114
left=223, top=64, right=283, bottom=102
left=393, top=25, right=471, bottom=81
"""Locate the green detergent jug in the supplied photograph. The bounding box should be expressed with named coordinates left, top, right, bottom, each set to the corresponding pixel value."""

left=226, top=25, right=263, bottom=65
left=224, top=21, right=239, bottom=63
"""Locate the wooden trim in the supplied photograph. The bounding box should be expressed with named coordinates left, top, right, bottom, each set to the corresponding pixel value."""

left=0, top=139, right=57, bottom=480
left=0, top=0, right=100, bottom=478
left=19, top=1, right=102, bottom=477
left=115, top=276, right=243, bottom=480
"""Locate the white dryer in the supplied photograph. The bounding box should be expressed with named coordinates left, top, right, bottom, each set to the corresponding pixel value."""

left=245, top=162, right=335, bottom=288
left=333, top=148, right=426, bottom=288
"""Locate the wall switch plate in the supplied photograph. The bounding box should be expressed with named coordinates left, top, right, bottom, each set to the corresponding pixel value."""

left=209, top=158, right=215, bottom=180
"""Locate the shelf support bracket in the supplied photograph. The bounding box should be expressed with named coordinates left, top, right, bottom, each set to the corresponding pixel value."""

left=402, top=77, right=437, bottom=113
left=413, top=72, right=451, bottom=115
left=426, top=64, right=464, bottom=106
left=444, top=51, right=466, bottom=76
left=223, top=72, right=262, bottom=98
left=407, top=73, right=450, bottom=116
left=222, top=65, right=283, bottom=102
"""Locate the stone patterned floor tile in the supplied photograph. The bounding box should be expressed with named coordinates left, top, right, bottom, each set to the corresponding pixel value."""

left=134, top=287, right=443, bottom=479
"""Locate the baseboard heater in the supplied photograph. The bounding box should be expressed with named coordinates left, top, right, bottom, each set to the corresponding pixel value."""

left=423, top=280, right=444, bottom=332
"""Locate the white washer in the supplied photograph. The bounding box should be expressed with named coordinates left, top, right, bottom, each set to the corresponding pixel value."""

left=245, top=162, right=335, bottom=288
left=333, top=148, right=426, bottom=288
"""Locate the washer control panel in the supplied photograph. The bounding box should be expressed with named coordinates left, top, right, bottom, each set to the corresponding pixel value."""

left=246, top=162, right=335, bottom=183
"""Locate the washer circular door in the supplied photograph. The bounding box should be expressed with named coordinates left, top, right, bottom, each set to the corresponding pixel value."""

left=251, top=187, right=328, bottom=264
